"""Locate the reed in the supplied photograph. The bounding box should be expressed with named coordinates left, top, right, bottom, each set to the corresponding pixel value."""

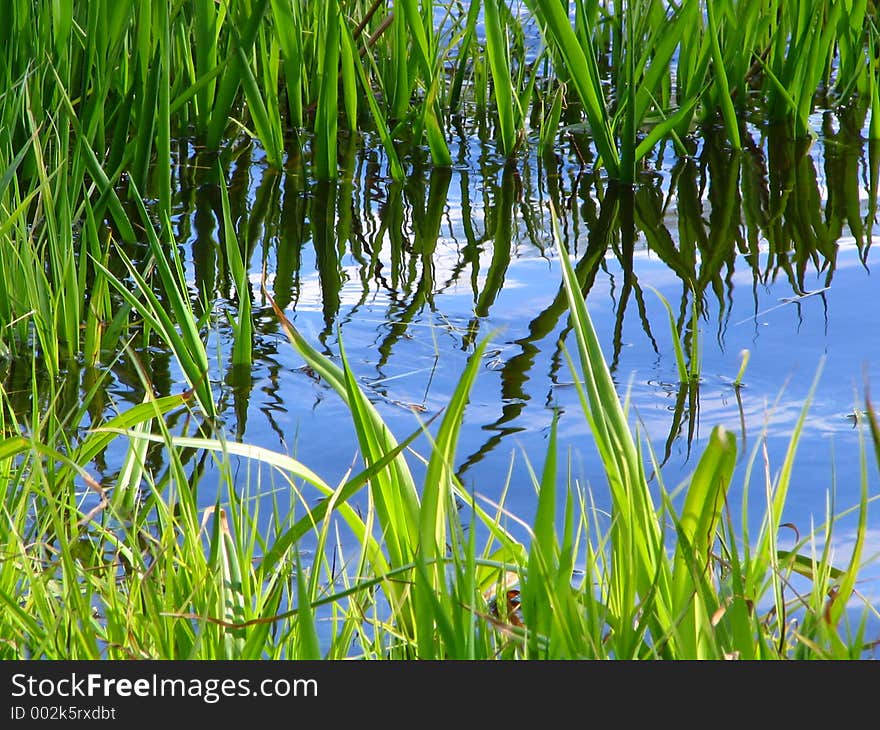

left=219, top=169, right=253, bottom=370
left=3, top=1, right=878, bottom=186
left=762, top=0, right=840, bottom=139
left=652, top=287, right=701, bottom=383
left=548, top=206, right=874, bottom=658
left=526, top=0, right=701, bottom=183
left=99, top=183, right=218, bottom=421
left=0, top=0, right=877, bottom=663
left=0, top=265, right=875, bottom=658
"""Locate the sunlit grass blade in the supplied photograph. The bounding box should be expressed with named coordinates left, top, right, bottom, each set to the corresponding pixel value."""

left=669, top=424, right=737, bottom=656
left=266, top=291, right=422, bottom=632
left=207, top=506, right=247, bottom=658
left=870, top=32, right=880, bottom=140
left=484, top=0, right=517, bottom=156
left=293, top=550, right=322, bottom=660
left=343, top=19, right=404, bottom=180
left=314, top=0, right=341, bottom=180
left=270, top=0, right=304, bottom=129
left=652, top=287, right=690, bottom=383
left=111, top=398, right=152, bottom=516
left=526, top=0, right=620, bottom=177
left=538, top=85, right=564, bottom=156
left=552, top=202, right=672, bottom=635
left=415, top=334, right=492, bottom=654
left=235, top=22, right=284, bottom=167
left=81, top=202, right=112, bottom=367
left=520, top=413, right=569, bottom=657
left=205, top=0, right=271, bottom=150
left=219, top=169, right=253, bottom=368
left=706, top=0, right=741, bottom=149
left=98, top=185, right=217, bottom=420
left=422, top=76, right=453, bottom=168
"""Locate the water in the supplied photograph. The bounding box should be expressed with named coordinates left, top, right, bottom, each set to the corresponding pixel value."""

left=29, top=101, right=876, bottom=616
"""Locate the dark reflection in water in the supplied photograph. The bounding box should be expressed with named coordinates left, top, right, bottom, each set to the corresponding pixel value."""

left=4, top=107, right=877, bottom=512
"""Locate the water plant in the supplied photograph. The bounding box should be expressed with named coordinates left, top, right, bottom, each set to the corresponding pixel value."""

left=1, top=190, right=876, bottom=658
left=0, top=0, right=877, bottom=664
left=4, top=1, right=879, bottom=187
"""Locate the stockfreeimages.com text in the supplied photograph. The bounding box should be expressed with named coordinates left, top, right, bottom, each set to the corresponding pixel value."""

left=10, top=673, right=317, bottom=705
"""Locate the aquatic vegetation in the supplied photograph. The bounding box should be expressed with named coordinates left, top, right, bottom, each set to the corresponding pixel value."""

left=3, top=1, right=877, bottom=184
left=0, top=207, right=875, bottom=658
left=0, top=0, right=877, bottom=661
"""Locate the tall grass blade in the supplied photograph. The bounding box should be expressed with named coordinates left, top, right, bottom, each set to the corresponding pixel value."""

left=527, top=0, right=620, bottom=177
left=219, top=169, right=253, bottom=368
left=706, top=0, right=742, bottom=149
left=314, top=0, right=341, bottom=180
left=415, top=334, right=492, bottom=655
left=344, top=20, right=404, bottom=180
left=670, top=424, right=737, bottom=657
left=484, top=0, right=517, bottom=156
left=552, top=202, right=671, bottom=633
left=652, top=287, right=690, bottom=383
left=99, top=184, right=217, bottom=420
left=208, top=506, right=247, bottom=658
left=205, top=0, right=271, bottom=150
left=293, top=551, right=322, bottom=660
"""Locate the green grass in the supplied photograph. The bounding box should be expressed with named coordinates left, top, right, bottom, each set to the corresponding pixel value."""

left=0, top=0, right=877, bottom=660
left=0, top=203, right=876, bottom=659
left=1, top=1, right=876, bottom=187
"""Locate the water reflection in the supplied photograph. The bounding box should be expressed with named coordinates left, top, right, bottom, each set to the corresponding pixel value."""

left=5, top=118, right=876, bottom=517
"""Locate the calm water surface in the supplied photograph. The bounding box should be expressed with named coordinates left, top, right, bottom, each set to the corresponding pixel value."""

left=34, top=105, right=877, bottom=606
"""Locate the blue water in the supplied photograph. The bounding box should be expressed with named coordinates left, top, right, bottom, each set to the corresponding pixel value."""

left=69, top=108, right=880, bottom=628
